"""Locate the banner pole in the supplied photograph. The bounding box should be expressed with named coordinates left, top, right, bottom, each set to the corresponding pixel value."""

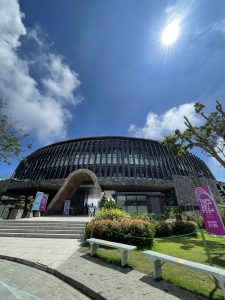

left=191, top=174, right=213, bottom=266
left=199, top=227, right=213, bottom=266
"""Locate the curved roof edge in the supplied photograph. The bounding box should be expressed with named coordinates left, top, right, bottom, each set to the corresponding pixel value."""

left=39, top=135, right=159, bottom=150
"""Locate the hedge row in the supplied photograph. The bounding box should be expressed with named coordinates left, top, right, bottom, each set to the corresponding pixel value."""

left=85, top=219, right=197, bottom=248
left=86, top=219, right=155, bottom=248
left=155, top=220, right=197, bottom=237
left=95, top=208, right=130, bottom=221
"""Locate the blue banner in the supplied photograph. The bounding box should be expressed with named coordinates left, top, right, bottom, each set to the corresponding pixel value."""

left=32, top=191, right=44, bottom=211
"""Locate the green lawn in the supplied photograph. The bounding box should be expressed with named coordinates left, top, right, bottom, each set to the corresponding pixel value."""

left=81, top=232, right=225, bottom=299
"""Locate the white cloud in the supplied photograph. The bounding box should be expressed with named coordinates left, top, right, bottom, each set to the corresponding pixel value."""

left=0, top=0, right=82, bottom=144
left=129, top=102, right=200, bottom=140
left=207, top=157, right=225, bottom=182
left=26, top=25, right=44, bottom=47
left=42, top=54, right=81, bottom=103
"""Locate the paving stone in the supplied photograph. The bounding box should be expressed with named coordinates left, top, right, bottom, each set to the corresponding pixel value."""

left=0, top=259, right=89, bottom=300
left=0, top=233, right=208, bottom=299
left=57, top=251, right=207, bottom=300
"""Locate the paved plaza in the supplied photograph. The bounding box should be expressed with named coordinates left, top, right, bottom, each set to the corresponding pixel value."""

left=0, top=259, right=89, bottom=300
left=0, top=236, right=206, bottom=299
left=0, top=217, right=207, bottom=299
left=0, top=237, right=81, bottom=269
left=57, top=249, right=206, bottom=300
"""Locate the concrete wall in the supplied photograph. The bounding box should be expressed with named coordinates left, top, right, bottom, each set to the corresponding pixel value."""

left=173, top=175, right=222, bottom=206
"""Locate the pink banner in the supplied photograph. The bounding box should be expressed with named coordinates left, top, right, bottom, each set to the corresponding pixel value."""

left=194, top=185, right=225, bottom=236
left=39, top=194, right=49, bottom=212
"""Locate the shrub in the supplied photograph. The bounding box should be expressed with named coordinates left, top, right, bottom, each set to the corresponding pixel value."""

left=85, top=219, right=155, bottom=248
left=99, top=195, right=118, bottom=210
left=167, top=207, right=180, bottom=219
left=25, top=195, right=35, bottom=211
left=171, top=220, right=197, bottom=236
left=98, top=194, right=108, bottom=209
left=103, top=199, right=118, bottom=210
left=155, top=221, right=173, bottom=237
left=130, top=213, right=150, bottom=221
left=149, top=213, right=166, bottom=221
left=14, top=195, right=25, bottom=209
left=95, top=208, right=130, bottom=221
left=130, top=213, right=165, bottom=222
left=182, top=211, right=205, bottom=229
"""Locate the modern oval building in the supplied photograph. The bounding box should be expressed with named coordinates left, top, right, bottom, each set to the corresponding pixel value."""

left=6, top=136, right=221, bottom=215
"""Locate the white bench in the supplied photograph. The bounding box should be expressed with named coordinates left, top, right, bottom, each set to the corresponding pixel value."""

left=86, top=238, right=137, bottom=267
left=143, top=250, right=225, bottom=298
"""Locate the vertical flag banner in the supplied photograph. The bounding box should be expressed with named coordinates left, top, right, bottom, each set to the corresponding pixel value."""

left=194, top=185, right=225, bottom=236
left=39, top=194, right=49, bottom=212
left=32, top=191, right=44, bottom=211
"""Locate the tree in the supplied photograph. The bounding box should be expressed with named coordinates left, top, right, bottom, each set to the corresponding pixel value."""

left=161, top=101, right=225, bottom=168
left=0, top=99, right=32, bottom=165
left=99, top=194, right=117, bottom=210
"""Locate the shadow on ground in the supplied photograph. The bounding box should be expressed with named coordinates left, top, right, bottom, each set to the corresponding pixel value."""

left=140, top=275, right=206, bottom=300
left=80, top=253, right=133, bottom=274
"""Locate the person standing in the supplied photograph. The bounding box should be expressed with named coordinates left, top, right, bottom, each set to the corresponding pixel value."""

left=89, top=203, right=94, bottom=217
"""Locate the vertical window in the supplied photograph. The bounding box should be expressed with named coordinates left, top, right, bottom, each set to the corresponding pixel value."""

left=116, top=196, right=126, bottom=212
left=102, top=153, right=106, bottom=164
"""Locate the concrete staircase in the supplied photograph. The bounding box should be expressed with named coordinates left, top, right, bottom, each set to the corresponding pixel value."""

left=0, top=220, right=87, bottom=239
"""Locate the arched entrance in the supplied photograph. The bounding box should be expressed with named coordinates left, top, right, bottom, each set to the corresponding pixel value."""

left=47, top=169, right=102, bottom=213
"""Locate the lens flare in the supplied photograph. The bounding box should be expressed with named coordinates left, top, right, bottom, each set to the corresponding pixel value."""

left=161, top=19, right=180, bottom=46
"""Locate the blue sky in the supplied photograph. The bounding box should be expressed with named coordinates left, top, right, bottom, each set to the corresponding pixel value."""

left=0, top=0, right=225, bottom=181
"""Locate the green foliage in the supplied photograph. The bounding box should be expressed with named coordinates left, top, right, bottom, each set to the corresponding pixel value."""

left=99, top=195, right=118, bottom=210
left=0, top=99, right=32, bottom=165
left=85, top=232, right=225, bottom=299
left=98, top=194, right=108, bottom=209
left=171, top=220, right=197, bottom=235
left=155, top=221, right=173, bottom=237
left=130, top=213, right=150, bottom=221
left=95, top=208, right=130, bottom=221
left=25, top=195, right=34, bottom=211
left=161, top=101, right=225, bottom=169
left=14, top=195, right=26, bottom=209
left=15, top=195, right=34, bottom=211
left=85, top=219, right=155, bottom=247
left=167, top=207, right=180, bottom=219
left=131, top=213, right=165, bottom=222
left=182, top=211, right=205, bottom=229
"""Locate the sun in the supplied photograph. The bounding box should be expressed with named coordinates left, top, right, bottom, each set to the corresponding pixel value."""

left=161, top=19, right=180, bottom=46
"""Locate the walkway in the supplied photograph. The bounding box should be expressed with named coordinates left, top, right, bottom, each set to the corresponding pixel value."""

left=0, top=259, right=88, bottom=300
left=0, top=237, right=81, bottom=268
left=0, top=216, right=207, bottom=299
left=56, top=250, right=206, bottom=300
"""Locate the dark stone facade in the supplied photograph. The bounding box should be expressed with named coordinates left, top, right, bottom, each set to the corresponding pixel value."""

left=3, top=136, right=220, bottom=212
left=173, top=175, right=222, bottom=206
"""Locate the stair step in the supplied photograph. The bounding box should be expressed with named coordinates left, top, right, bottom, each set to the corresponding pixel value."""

left=0, top=232, right=83, bottom=239
left=0, top=226, right=85, bottom=230
left=0, top=224, right=86, bottom=228
left=0, top=223, right=86, bottom=226
left=0, top=221, right=86, bottom=224
left=0, top=229, right=84, bottom=234
left=0, top=219, right=87, bottom=239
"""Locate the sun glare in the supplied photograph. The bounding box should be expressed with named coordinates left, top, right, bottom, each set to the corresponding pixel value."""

left=161, top=19, right=180, bottom=46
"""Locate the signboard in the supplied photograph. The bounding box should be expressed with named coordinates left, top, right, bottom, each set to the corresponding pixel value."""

left=194, top=185, right=225, bottom=236
left=63, top=200, right=70, bottom=215
left=32, top=191, right=44, bottom=211
left=39, top=194, right=49, bottom=212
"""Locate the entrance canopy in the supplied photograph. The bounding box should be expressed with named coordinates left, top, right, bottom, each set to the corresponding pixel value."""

left=47, top=169, right=102, bottom=212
